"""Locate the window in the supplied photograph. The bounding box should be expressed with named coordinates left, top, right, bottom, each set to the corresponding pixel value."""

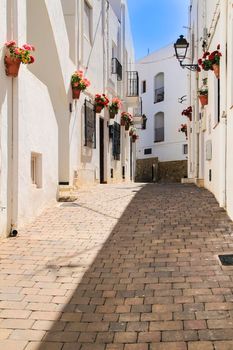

left=144, top=148, right=152, bottom=155
left=84, top=99, right=96, bottom=148
left=31, top=153, right=42, bottom=188
left=112, top=122, right=121, bottom=160
left=142, top=80, right=146, bottom=93
left=154, top=112, right=164, bottom=142
left=154, top=73, right=164, bottom=103
left=183, top=144, right=188, bottom=155
left=84, top=1, right=92, bottom=42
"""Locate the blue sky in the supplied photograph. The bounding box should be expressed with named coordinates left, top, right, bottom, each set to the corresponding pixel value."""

left=127, top=0, right=190, bottom=60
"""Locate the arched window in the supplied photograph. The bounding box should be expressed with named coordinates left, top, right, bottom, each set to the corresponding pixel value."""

left=154, top=112, right=164, bottom=142
left=154, top=72, right=164, bottom=103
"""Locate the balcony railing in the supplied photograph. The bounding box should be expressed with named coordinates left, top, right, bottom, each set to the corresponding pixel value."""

left=154, top=87, right=164, bottom=103
left=111, top=58, right=122, bottom=81
left=127, top=71, right=139, bottom=97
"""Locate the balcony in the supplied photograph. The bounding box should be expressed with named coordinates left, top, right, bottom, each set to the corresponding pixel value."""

left=154, top=87, right=164, bottom=103
left=127, top=71, right=139, bottom=97
left=126, top=71, right=139, bottom=107
left=111, top=58, right=122, bottom=81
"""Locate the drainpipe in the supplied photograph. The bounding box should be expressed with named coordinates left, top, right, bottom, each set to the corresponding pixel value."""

left=220, top=0, right=227, bottom=208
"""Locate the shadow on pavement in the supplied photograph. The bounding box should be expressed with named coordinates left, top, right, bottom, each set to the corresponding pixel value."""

left=36, top=183, right=233, bottom=350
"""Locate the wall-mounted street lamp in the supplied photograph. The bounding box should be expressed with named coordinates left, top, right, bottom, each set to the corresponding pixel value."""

left=174, top=35, right=198, bottom=71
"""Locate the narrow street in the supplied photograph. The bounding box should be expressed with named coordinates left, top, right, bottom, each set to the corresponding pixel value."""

left=1, top=183, right=233, bottom=350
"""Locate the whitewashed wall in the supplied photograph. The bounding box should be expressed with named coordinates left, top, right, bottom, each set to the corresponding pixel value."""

left=136, top=45, right=188, bottom=162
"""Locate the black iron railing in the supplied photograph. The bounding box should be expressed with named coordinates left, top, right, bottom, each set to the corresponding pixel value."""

left=154, top=87, right=164, bottom=103
left=112, top=122, right=121, bottom=160
left=111, top=58, right=122, bottom=81
left=84, top=99, right=96, bottom=148
left=127, top=71, right=139, bottom=97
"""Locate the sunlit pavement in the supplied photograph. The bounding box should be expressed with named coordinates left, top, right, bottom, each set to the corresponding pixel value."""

left=1, top=183, right=233, bottom=350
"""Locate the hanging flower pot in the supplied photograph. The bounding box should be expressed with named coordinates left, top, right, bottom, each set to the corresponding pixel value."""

left=4, top=41, right=35, bottom=77
left=212, top=64, right=220, bottom=78
left=71, top=70, right=90, bottom=100
left=199, top=94, right=208, bottom=106
left=132, top=135, right=137, bottom=143
left=95, top=105, right=104, bottom=113
left=72, top=88, right=81, bottom=99
left=4, top=56, right=21, bottom=77
left=109, top=110, right=116, bottom=119
left=125, top=123, right=130, bottom=131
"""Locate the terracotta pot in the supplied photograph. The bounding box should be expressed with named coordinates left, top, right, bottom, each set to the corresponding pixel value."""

left=199, top=94, right=208, bottom=107
left=132, top=135, right=137, bottom=143
left=4, top=56, right=21, bottom=77
left=212, top=64, right=220, bottom=79
left=95, top=105, right=103, bottom=113
left=109, top=110, right=116, bottom=119
left=121, top=119, right=125, bottom=126
left=72, top=88, right=81, bottom=99
left=125, top=123, right=129, bottom=131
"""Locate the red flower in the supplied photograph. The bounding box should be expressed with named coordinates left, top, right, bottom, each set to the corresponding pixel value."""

left=197, top=66, right=201, bottom=72
left=198, top=58, right=202, bottom=65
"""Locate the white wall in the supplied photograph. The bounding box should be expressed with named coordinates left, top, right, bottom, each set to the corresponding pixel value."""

left=136, top=45, right=188, bottom=162
left=0, top=0, right=10, bottom=235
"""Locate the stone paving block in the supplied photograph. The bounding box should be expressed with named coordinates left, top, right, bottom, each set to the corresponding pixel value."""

left=188, top=341, right=214, bottom=350
left=150, top=342, right=187, bottom=350
left=0, top=340, right=28, bottom=350
left=1, top=183, right=233, bottom=349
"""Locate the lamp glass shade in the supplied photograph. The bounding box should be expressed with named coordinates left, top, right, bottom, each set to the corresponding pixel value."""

left=174, top=35, right=189, bottom=63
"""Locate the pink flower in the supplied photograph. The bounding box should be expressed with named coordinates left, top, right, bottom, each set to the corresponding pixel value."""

left=22, top=44, right=34, bottom=51
left=5, top=40, right=16, bottom=47
left=14, top=48, right=21, bottom=55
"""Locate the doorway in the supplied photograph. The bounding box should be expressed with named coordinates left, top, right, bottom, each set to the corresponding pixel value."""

left=99, top=118, right=104, bottom=183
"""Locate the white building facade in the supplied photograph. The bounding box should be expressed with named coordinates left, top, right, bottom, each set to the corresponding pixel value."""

left=186, top=0, right=233, bottom=220
left=0, top=0, right=139, bottom=237
left=135, top=45, right=188, bottom=181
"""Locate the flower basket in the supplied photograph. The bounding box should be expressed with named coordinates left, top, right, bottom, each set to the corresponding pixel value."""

left=212, top=64, right=220, bottom=79
left=72, top=88, right=81, bottom=99
left=199, top=94, right=208, bottom=106
left=95, top=105, right=104, bottom=113
left=4, top=56, right=21, bottom=77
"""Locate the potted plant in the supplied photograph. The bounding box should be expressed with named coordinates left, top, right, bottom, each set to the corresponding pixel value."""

left=121, top=112, right=133, bottom=130
left=179, top=123, right=187, bottom=138
left=197, top=45, right=221, bottom=78
left=94, top=94, right=109, bottom=113
left=108, top=97, right=122, bottom=119
left=182, top=106, right=192, bottom=121
left=71, top=70, right=90, bottom=99
left=129, top=127, right=139, bottom=142
left=198, top=79, right=208, bottom=107
left=4, top=41, right=35, bottom=77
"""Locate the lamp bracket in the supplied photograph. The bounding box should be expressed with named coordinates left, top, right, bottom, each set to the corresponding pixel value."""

left=180, top=62, right=199, bottom=71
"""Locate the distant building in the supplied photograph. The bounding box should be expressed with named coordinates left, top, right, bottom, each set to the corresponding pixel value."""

left=135, top=45, right=188, bottom=182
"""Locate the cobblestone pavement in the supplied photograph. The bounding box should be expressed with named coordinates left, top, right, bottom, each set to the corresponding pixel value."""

left=1, top=183, right=233, bottom=350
